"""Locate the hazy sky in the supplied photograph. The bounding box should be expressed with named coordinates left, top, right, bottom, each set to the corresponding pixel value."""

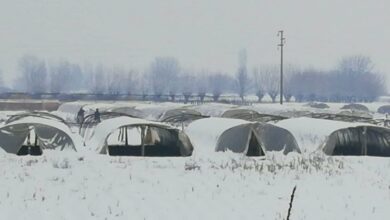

left=1, top=0, right=390, bottom=84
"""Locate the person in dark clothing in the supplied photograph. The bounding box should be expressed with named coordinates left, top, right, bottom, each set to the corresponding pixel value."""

left=77, top=107, right=85, bottom=125
left=94, top=108, right=101, bottom=123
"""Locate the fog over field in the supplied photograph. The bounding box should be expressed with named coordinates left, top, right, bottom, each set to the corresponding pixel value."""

left=1, top=1, right=390, bottom=219
left=1, top=0, right=390, bottom=87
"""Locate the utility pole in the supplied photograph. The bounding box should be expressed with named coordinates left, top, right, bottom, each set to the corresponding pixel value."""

left=278, top=30, right=285, bottom=105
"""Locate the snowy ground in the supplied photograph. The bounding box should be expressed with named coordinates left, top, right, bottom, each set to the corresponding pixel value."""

left=2, top=101, right=390, bottom=219
left=1, top=152, right=390, bottom=220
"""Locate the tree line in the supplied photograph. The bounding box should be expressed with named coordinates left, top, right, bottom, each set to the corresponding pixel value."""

left=6, top=53, right=387, bottom=103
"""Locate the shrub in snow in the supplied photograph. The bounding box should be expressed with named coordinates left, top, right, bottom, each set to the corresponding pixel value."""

left=184, top=160, right=201, bottom=171
left=52, top=158, right=71, bottom=169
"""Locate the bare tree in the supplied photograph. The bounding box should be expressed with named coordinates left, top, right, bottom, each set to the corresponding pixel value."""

left=284, top=56, right=386, bottom=103
left=9, top=52, right=385, bottom=104
left=123, top=69, right=136, bottom=95
left=150, top=57, right=180, bottom=101
left=252, top=67, right=265, bottom=102
left=208, top=72, right=234, bottom=102
left=236, top=49, right=249, bottom=101
left=82, top=63, right=94, bottom=93
left=283, top=64, right=301, bottom=102
left=338, top=55, right=373, bottom=75
left=49, top=60, right=84, bottom=93
left=106, top=67, right=124, bottom=95
left=136, top=72, right=151, bottom=100
left=0, top=69, right=5, bottom=92
left=260, top=65, right=279, bottom=102
left=287, top=68, right=327, bottom=102
left=335, top=55, right=385, bottom=102
left=18, top=55, right=48, bottom=93
left=49, top=61, right=66, bottom=93
left=90, top=64, right=107, bottom=94
left=361, top=72, right=386, bottom=101
left=179, top=71, right=195, bottom=103
left=196, top=73, right=208, bottom=102
left=69, top=63, right=84, bottom=92
left=0, top=69, right=3, bottom=86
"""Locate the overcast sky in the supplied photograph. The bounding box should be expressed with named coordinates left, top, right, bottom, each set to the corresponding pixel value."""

left=1, top=0, right=390, bottom=84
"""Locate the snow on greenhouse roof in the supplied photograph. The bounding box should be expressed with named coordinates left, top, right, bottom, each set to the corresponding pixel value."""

left=276, top=117, right=378, bottom=153
left=86, top=116, right=174, bottom=152
left=186, top=117, right=255, bottom=155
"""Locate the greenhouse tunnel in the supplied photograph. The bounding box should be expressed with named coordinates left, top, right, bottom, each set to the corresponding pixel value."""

left=105, top=125, right=193, bottom=157
left=328, top=126, right=390, bottom=156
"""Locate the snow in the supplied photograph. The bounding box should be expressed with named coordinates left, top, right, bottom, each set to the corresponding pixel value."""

left=188, top=103, right=235, bottom=117
left=1, top=153, right=390, bottom=220
left=275, top=117, right=374, bottom=154
left=133, top=102, right=188, bottom=120
left=55, top=101, right=117, bottom=123
left=2, top=102, right=390, bottom=219
left=185, top=117, right=249, bottom=156
left=86, top=116, right=172, bottom=152
left=1, top=116, right=83, bottom=151
left=55, top=101, right=147, bottom=122
left=55, top=100, right=390, bottom=123
left=5, top=116, right=73, bottom=134
left=0, top=111, right=24, bottom=124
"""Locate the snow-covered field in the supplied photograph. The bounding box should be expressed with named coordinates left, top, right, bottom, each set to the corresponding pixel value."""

left=1, top=152, right=390, bottom=220
left=2, top=101, right=390, bottom=219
